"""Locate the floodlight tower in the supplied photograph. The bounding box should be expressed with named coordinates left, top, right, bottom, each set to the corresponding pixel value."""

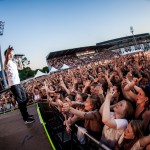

left=0, top=21, right=8, bottom=89
left=130, top=26, right=138, bottom=50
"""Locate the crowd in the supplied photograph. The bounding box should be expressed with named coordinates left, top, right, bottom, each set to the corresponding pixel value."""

left=0, top=49, right=150, bottom=149
left=47, top=50, right=120, bottom=69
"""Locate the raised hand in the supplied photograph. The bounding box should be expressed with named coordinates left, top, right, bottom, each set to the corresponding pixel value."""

left=73, top=78, right=78, bottom=84
left=84, top=80, right=91, bottom=87
left=59, top=77, right=65, bottom=87
left=57, top=99, right=63, bottom=107
left=133, top=77, right=142, bottom=84
left=138, top=64, right=143, bottom=70
left=104, top=70, right=109, bottom=78
left=126, top=71, right=132, bottom=80
left=105, top=87, right=116, bottom=101
left=94, top=78, right=99, bottom=83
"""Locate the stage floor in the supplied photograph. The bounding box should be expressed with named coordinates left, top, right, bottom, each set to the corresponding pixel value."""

left=0, top=104, right=53, bottom=150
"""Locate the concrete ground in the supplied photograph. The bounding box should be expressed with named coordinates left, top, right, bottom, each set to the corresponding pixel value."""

left=0, top=104, right=53, bottom=150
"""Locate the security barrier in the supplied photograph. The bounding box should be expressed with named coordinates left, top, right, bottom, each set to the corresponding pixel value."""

left=38, top=102, right=111, bottom=150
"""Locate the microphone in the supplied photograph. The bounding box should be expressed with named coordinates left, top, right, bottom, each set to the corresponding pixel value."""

left=14, top=54, right=25, bottom=65
left=14, top=54, right=25, bottom=57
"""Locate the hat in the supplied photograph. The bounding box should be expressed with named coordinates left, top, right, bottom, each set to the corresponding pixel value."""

left=4, top=45, right=14, bottom=56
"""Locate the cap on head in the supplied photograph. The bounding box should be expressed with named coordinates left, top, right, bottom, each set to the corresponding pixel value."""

left=4, top=45, right=14, bottom=57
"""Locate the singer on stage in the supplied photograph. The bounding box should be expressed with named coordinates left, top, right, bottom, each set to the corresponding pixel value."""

left=4, top=46, right=35, bottom=124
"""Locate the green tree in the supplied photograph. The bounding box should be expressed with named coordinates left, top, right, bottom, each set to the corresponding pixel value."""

left=18, top=55, right=48, bottom=80
left=21, top=56, right=30, bottom=68
left=19, top=67, right=35, bottom=81
left=42, top=66, right=49, bottom=73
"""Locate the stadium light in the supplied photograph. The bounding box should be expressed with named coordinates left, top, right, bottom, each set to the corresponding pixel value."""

left=0, top=21, right=8, bottom=89
left=130, top=26, right=138, bottom=50
left=130, top=26, right=133, bottom=34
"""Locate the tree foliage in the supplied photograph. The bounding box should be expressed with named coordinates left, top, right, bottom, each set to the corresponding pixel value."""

left=42, top=66, right=49, bottom=73
left=18, top=56, right=49, bottom=81
left=19, top=67, right=35, bottom=81
left=21, top=56, right=30, bottom=68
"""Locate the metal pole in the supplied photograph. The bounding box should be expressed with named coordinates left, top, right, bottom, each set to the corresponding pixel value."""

left=75, top=124, right=111, bottom=150
left=132, top=34, right=138, bottom=49
left=0, top=21, right=8, bottom=89
left=130, top=26, right=138, bottom=50
left=0, top=46, right=8, bottom=88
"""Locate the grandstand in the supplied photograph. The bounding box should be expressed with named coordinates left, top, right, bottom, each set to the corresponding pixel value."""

left=46, top=45, right=112, bottom=60
left=97, top=33, right=150, bottom=53
left=46, top=45, right=114, bottom=70
left=46, top=33, right=150, bottom=71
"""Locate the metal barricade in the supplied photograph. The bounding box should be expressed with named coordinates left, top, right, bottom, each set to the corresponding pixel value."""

left=38, top=102, right=111, bottom=150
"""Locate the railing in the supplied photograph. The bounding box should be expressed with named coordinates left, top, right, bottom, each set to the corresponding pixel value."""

left=74, top=124, right=111, bottom=150
left=37, top=102, right=111, bottom=150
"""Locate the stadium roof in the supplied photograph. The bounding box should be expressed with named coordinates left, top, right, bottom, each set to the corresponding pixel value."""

left=46, top=45, right=112, bottom=60
left=96, top=33, right=150, bottom=46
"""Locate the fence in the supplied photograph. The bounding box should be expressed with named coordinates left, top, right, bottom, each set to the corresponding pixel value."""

left=38, top=102, right=111, bottom=150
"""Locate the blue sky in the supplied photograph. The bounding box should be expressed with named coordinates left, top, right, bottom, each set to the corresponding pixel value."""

left=0, top=0, right=150, bottom=70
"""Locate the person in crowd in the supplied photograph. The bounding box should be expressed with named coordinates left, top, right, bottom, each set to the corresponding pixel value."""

left=99, top=87, right=134, bottom=149
left=117, top=120, right=150, bottom=150
left=122, top=77, right=149, bottom=119
left=64, top=92, right=88, bottom=132
left=4, top=46, right=35, bottom=124
left=33, top=87, right=41, bottom=102
left=104, top=70, right=121, bottom=104
left=62, top=94, right=103, bottom=142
